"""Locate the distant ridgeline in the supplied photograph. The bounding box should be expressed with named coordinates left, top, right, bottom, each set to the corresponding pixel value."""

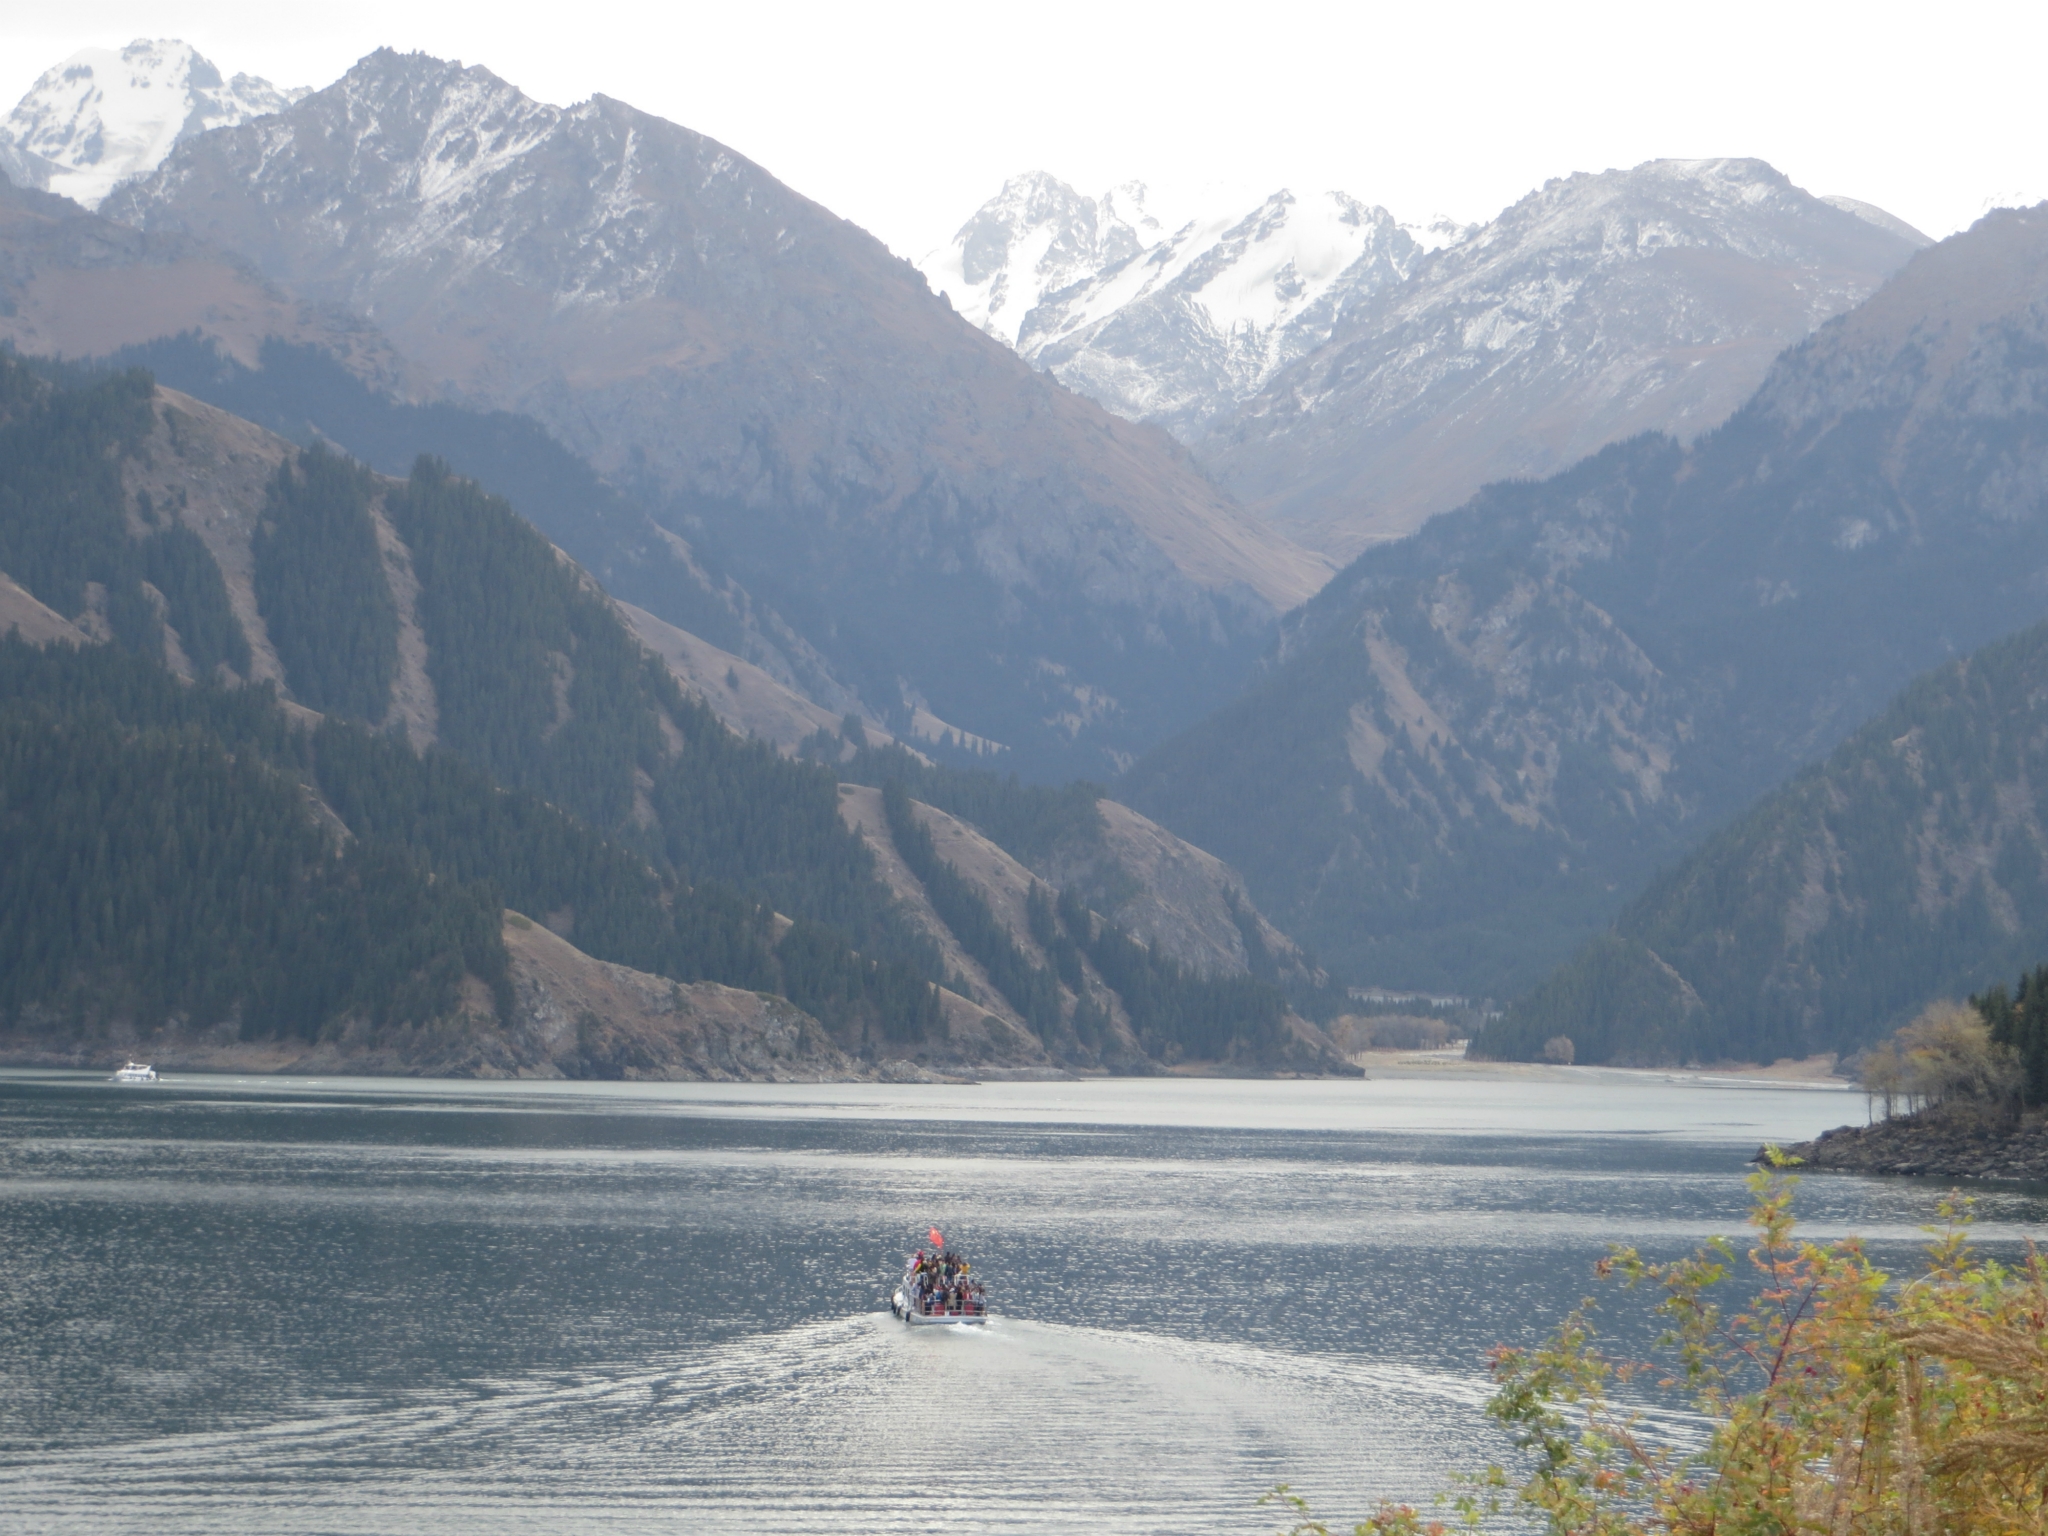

left=0, top=351, right=1288, bottom=1067
left=1477, top=619, right=2048, bottom=1066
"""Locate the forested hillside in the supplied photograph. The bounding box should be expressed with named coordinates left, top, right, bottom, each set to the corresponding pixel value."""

left=1477, top=617, right=2048, bottom=1065
left=0, top=352, right=1317, bottom=1073
left=0, top=636, right=950, bottom=1056
left=0, top=639, right=503, bottom=1043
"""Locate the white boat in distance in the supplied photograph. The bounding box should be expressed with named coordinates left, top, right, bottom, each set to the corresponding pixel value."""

left=890, top=1228, right=989, bottom=1326
left=109, top=1062, right=158, bottom=1082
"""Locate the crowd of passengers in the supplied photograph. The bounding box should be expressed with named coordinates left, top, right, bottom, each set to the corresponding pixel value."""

left=907, top=1248, right=987, bottom=1316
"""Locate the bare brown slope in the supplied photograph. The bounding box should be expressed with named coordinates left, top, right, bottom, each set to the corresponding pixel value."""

left=0, top=177, right=400, bottom=381
left=112, top=386, right=443, bottom=744
left=0, top=571, right=84, bottom=645
left=837, top=785, right=1015, bottom=1019
left=1049, top=799, right=1318, bottom=983
left=621, top=600, right=882, bottom=755
left=497, top=915, right=858, bottom=1080
left=837, top=785, right=1139, bottom=1060
left=835, top=786, right=1061, bottom=1057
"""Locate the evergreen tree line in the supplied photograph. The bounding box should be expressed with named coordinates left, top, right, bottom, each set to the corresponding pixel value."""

left=304, top=717, right=779, bottom=993
left=0, top=639, right=503, bottom=1040
left=1026, top=884, right=1115, bottom=1057
left=1971, top=964, right=2048, bottom=1105
left=253, top=445, right=399, bottom=721
left=308, top=714, right=941, bottom=1043
left=0, top=639, right=939, bottom=1047
left=0, top=353, right=247, bottom=677
left=384, top=456, right=947, bottom=1005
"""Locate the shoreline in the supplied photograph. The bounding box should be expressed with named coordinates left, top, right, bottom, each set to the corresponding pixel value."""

left=1778, top=1107, right=2048, bottom=1184
left=0, top=1042, right=1861, bottom=1090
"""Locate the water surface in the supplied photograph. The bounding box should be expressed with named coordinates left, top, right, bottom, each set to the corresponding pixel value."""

left=2, top=1070, right=2037, bottom=1534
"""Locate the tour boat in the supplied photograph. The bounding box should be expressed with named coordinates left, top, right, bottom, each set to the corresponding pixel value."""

left=890, top=1228, right=990, bottom=1326
left=109, top=1062, right=158, bottom=1083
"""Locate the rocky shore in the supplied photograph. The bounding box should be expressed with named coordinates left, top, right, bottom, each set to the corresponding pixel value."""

left=1775, top=1107, right=2048, bottom=1183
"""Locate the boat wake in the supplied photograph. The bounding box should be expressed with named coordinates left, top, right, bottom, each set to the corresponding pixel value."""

left=1, top=1315, right=1514, bottom=1534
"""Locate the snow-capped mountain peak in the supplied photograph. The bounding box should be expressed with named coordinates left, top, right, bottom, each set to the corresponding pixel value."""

left=1, top=39, right=306, bottom=209
left=1205, top=157, right=1933, bottom=558
left=989, top=184, right=1425, bottom=436
left=921, top=171, right=1168, bottom=346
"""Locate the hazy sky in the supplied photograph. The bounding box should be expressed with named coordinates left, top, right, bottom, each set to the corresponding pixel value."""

left=4, top=1, right=2043, bottom=259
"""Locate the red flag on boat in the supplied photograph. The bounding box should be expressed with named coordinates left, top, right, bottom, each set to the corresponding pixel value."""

left=929, top=1227, right=944, bottom=1248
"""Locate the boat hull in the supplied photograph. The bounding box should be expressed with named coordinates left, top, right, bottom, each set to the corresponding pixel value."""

left=892, top=1288, right=987, bottom=1326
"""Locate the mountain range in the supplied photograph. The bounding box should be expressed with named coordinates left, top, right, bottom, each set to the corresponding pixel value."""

left=933, top=160, right=1929, bottom=559
left=922, top=173, right=1461, bottom=440
left=82, top=48, right=1328, bottom=780
left=1125, top=203, right=2048, bottom=1002
left=8, top=35, right=2048, bottom=1071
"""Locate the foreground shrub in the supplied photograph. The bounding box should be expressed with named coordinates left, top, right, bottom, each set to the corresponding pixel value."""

left=1272, top=1161, right=2048, bottom=1535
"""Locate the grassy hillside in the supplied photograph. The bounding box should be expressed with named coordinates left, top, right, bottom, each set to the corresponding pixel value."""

left=1478, top=617, right=2048, bottom=1064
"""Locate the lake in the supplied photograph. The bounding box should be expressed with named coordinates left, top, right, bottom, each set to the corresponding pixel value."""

left=2, top=1067, right=2041, bottom=1534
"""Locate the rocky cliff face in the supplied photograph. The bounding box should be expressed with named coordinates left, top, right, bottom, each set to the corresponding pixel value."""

left=98, top=50, right=1330, bottom=778
left=1127, top=206, right=2048, bottom=998
left=1196, top=159, right=1928, bottom=558
left=1780, top=1109, right=2048, bottom=1184
left=921, top=172, right=1169, bottom=347
left=1021, top=190, right=1427, bottom=439
left=496, top=916, right=860, bottom=1080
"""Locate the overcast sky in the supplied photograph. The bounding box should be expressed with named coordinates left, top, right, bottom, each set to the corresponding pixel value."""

left=5, top=1, right=2043, bottom=259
